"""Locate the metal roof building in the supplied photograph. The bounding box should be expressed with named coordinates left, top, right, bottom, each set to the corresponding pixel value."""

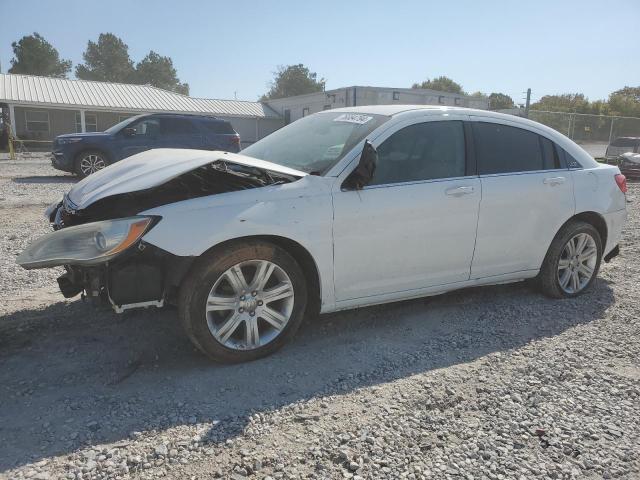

left=0, top=73, right=282, bottom=147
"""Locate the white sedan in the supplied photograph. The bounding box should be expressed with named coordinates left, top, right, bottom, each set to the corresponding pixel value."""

left=18, top=106, right=628, bottom=363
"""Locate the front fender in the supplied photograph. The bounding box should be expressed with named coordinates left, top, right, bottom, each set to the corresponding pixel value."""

left=140, top=176, right=336, bottom=309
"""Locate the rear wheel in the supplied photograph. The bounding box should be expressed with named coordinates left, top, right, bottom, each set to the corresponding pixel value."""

left=538, top=221, right=602, bottom=298
left=75, top=150, right=107, bottom=178
left=178, top=241, right=308, bottom=363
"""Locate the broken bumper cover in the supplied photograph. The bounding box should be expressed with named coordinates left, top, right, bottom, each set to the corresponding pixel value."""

left=54, top=243, right=194, bottom=312
left=15, top=213, right=193, bottom=312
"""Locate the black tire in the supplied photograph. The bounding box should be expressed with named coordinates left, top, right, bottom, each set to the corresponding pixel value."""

left=178, top=240, right=308, bottom=363
left=538, top=220, right=602, bottom=298
left=74, top=150, right=108, bottom=178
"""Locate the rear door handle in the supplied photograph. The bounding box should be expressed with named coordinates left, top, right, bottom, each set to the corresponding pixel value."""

left=543, top=176, right=566, bottom=186
left=445, top=186, right=475, bottom=197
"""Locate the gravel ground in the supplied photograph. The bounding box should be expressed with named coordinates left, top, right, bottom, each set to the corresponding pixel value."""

left=0, top=160, right=638, bottom=480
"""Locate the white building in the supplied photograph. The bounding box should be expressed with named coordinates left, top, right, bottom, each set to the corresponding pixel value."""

left=265, top=86, right=490, bottom=124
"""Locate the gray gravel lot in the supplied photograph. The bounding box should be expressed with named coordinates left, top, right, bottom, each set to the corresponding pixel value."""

left=0, top=159, right=638, bottom=480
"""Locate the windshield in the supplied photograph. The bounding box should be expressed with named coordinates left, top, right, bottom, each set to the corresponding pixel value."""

left=104, top=115, right=144, bottom=134
left=242, top=112, right=389, bottom=174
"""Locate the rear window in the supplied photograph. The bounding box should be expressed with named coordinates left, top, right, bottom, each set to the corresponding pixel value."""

left=611, top=137, right=640, bottom=147
left=204, top=121, right=236, bottom=134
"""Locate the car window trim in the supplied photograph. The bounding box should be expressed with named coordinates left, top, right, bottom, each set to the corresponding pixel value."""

left=478, top=167, right=569, bottom=179
left=362, top=174, right=477, bottom=190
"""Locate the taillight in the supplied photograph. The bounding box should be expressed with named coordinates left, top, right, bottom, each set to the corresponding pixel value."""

left=615, top=173, right=627, bottom=193
left=231, top=135, right=240, bottom=145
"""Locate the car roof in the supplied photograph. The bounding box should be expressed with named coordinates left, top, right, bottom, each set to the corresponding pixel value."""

left=139, top=112, right=229, bottom=122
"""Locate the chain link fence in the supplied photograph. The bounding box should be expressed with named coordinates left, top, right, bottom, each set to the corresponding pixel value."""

left=527, top=110, right=640, bottom=159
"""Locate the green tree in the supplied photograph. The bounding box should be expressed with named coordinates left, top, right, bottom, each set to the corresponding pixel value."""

left=488, top=92, right=515, bottom=110
left=412, top=76, right=464, bottom=94
left=8, top=32, right=71, bottom=78
left=530, top=93, right=591, bottom=114
left=612, top=86, right=640, bottom=103
left=135, top=51, right=189, bottom=95
left=75, top=33, right=135, bottom=83
left=261, top=64, right=325, bottom=100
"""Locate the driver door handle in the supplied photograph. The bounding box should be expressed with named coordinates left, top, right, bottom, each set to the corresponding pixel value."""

left=445, top=186, right=475, bottom=197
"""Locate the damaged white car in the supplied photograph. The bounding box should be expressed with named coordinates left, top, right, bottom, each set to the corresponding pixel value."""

left=18, top=106, right=627, bottom=363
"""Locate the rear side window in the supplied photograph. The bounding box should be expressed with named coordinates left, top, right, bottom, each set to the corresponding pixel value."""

left=370, top=120, right=466, bottom=186
left=204, top=121, right=236, bottom=134
left=473, top=122, right=545, bottom=175
left=160, top=117, right=198, bottom=134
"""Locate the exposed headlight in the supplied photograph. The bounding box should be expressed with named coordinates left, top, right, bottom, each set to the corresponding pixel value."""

left=58, top=137, right=83, bottom=144
left=16, top=216, right=157, bottom=269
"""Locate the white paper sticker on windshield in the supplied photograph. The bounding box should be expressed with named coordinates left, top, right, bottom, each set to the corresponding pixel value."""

left=333, top=113, right=373, bottom=125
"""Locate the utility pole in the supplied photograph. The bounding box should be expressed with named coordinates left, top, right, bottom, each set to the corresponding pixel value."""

left=524, top=88, right=531, bottom=118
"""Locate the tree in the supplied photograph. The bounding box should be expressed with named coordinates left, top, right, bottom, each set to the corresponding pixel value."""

left=412, top=76, right=464, bottom=94
left=530, top=93, right=591, bottom=114
left=488, top=92, right=515, bottom=110
left=612, top=86, right=640, bottom=103
left=469, top=91, right=488, bottom=99
left=75, top=33, right=135, bottom=83
left=261, top=64, right=325, bottom=100
left=8, top=33, right=71, bottom=78
left=135, top=51, right=189, bottom=95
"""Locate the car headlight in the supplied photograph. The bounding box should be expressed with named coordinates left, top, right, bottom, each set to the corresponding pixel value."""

left=16, top=216, right=157, bottom=269
left=58, top=137, right=83, bottom=144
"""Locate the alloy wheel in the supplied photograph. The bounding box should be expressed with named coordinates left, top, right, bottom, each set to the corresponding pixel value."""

left=205, top=260, right=295, bottom=350
left=79, top=154, right=106, bottom=176
left=557, top=232, right=598, bottom=294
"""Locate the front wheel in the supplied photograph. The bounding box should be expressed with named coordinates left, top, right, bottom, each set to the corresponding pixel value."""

left=538, top=220, right=602, bottom=298
left=178, top=241, right=308, bottom=363
left=75, top=150, right=107, bottom=178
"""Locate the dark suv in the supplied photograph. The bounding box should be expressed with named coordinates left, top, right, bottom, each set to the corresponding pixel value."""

left=52, top=113, right=241, bottom=177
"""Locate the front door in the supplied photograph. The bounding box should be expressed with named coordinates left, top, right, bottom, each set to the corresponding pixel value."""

left=117, top=116, right=160, bottom=159
left=332, top=118, right=481, bottom=302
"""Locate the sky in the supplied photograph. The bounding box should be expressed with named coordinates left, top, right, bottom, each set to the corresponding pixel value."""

left=0, top=0, right=638, bottom=104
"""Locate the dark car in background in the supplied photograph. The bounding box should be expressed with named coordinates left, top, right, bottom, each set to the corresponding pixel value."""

left=605, top=137, right=640, bottom=160
left=51, top=113, right=241, bottom=177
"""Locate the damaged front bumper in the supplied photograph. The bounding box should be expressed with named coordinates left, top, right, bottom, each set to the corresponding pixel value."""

left=56, top=242, right=193, bottom=312
left=17, top=202, right=193, bottom=313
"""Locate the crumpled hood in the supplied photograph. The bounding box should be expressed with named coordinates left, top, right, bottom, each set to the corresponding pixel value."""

left=67, top=149, right=307, bottom=209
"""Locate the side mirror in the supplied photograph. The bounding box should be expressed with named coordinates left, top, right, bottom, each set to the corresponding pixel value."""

left=123, top=127, right=136, bottom=137
left=343, top=140, right=377, bottom=190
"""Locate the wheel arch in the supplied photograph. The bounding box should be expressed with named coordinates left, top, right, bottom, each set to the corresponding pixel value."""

left=196, top=234, right=322, bottom=317
left=568, top=211, right=608, bottom=248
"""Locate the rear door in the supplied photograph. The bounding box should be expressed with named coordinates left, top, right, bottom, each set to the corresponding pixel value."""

left=158, top=117, right=203, bottom=149
left=332, top=116, right=481, bottom=301
left=469, top=118, right=575, bottom=279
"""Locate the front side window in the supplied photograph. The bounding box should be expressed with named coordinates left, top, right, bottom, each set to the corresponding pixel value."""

left=370, top=121, right=466, bottom=186
left=473, top=122, right=546, bottom=175
left=25, top=110, right=49, bottom=132
left=129, top=117, right=160, bottom=136
left=242, top=111, right=389, bottom=174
